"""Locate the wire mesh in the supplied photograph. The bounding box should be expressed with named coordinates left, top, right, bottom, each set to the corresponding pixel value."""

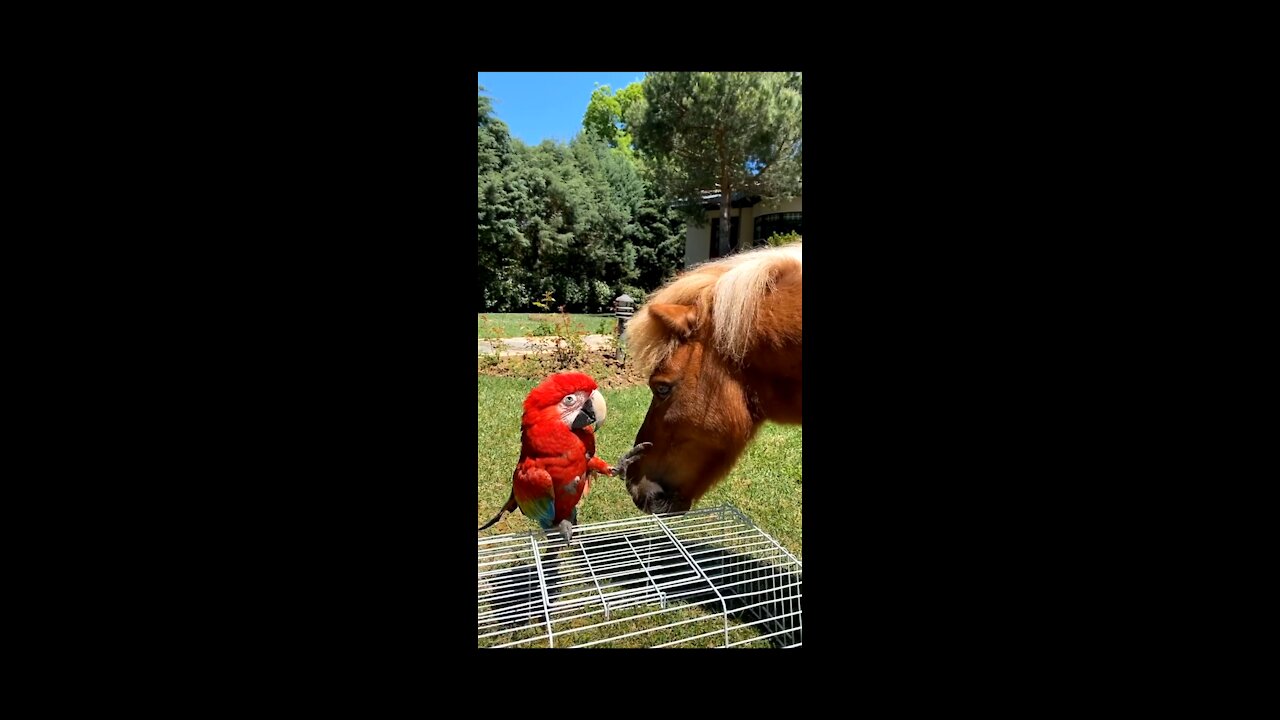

left=478, top=504, right=802, bottom=648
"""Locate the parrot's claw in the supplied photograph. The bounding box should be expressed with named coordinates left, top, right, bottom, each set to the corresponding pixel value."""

left=611, top=442, right=654, bottom=480
left=557, top=519, right=575, bottom=546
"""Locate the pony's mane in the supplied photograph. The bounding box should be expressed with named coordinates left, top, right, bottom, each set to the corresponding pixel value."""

left=625, top=241, right=802, bottom=373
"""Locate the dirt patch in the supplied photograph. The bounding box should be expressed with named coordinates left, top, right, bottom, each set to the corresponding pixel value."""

left=478, top=345, right=647, bottom=388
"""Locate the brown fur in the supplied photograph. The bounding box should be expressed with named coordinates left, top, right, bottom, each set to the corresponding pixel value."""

left=621, top=242, right=802, bottom=513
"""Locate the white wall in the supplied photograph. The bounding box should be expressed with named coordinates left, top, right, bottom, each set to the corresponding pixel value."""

left=684, top=207, right=756, bottom=266
left=685, top=222, right=710, bottom=266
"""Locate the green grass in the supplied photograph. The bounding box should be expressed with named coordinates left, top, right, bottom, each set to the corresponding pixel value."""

left=476, top=376, right=802, bottom=560
left=478, top=313, right=617, bottom=339
left=477, top=375, right=802, bottom=648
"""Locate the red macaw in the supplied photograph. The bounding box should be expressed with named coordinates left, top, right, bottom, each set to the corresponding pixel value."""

left=481, top=368, right=609, bottom=543
left=478, top=372, right=614, bottom=545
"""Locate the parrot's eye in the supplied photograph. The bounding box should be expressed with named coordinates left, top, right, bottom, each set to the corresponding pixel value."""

left=562, top=394, right=576, bottom=406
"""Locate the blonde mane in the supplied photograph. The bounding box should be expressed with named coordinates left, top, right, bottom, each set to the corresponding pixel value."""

left=625, top=241, right=802, bottom=373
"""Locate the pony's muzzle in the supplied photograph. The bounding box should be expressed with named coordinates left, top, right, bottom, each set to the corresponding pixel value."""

left=626, top=476, right=690, bottom=515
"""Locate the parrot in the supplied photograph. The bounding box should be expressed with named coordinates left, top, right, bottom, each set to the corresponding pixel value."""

left=478, top=372, right=652, bottom=546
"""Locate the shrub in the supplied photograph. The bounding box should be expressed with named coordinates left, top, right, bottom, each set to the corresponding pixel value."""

left=765, top=231, right=802, bottom=247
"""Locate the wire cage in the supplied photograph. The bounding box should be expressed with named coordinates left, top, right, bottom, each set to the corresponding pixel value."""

left=478, top=504, right=802, bottom=648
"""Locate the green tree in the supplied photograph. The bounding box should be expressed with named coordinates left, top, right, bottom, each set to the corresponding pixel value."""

left=513, top=137, right=622, bottom=313
left=582, top=84, right=683, bottom=299
left=633, top=72, right=802, bottom=258
left=582, top=82, right=645, bottom=163
left=477, top=81, right=691, bottom=313
left=630, top=184, right=686, bottom=292
left=477, top=85, right=531, bottom=311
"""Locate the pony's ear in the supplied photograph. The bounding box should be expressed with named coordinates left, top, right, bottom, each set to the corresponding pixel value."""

left=647, top=303, right=698, bottom=338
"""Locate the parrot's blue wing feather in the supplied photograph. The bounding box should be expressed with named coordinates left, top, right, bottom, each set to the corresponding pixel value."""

left=522, top=495, right=555, bottom=529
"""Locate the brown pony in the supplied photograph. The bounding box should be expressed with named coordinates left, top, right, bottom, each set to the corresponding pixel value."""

left=620, top=241, right=801, bottom=514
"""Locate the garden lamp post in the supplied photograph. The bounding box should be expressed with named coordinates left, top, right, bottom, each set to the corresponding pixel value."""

left=614, top=293, right=634, bottom=365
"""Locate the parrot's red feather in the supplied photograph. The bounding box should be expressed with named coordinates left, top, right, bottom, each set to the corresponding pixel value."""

left=511, top=373, right=606, bottom=531
left=512, top=463, right=555, bottom=528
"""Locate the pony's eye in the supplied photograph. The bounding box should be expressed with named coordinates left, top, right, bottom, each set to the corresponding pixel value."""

left=653, top=384, right=672, bottom=397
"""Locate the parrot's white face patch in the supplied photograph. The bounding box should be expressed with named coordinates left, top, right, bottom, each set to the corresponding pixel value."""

left=559, top=391, right=588, bottom=427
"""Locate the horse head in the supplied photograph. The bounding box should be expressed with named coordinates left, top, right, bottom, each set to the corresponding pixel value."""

left=621, top=242, right=802, bottom=514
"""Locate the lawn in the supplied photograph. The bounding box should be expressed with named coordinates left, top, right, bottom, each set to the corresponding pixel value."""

left=478, top=313, right=618, bottom=339
left=477, top=374, right=802, bottom=648
left=476, top=376, right=802, bottom=561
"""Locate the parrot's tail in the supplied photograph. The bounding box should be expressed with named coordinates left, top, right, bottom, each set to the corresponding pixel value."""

left=478, top=490, right=518, bottom=532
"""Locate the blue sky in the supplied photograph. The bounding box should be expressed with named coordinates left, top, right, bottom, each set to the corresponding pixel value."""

left=478, top=72, right=646, bottom=145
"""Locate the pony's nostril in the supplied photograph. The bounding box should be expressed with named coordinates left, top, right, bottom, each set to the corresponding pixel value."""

left=626, top=476, right=666, bottom=514
left=645, top=486, right=668, bottom=514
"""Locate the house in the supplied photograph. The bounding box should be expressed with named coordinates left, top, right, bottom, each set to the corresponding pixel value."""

left=682, top=190, right=802, bottom=267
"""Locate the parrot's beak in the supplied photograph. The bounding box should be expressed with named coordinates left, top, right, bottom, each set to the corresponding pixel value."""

left=572, top=389, right=606, bottom=431
left=589, top=389, right=606, bottom=431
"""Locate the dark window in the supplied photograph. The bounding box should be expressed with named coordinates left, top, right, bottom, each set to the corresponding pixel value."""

left=709, top=217, right=741, bottom=258
left=753, top=212, right=803, bottom=245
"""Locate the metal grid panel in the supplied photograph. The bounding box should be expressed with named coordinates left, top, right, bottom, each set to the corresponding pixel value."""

left=478, top=504, right=802, bottom=648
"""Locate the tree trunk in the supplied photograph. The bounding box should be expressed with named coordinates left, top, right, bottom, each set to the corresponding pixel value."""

left=719, top=181, right=732, bottom=258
